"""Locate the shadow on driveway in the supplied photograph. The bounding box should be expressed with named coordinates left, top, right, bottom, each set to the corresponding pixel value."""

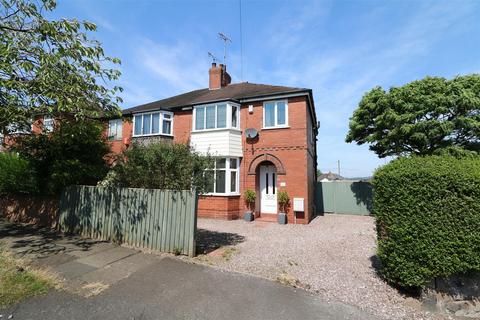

left=0, top=218, right=106, bottom=258
left=195, top=228, right=245, bottom=254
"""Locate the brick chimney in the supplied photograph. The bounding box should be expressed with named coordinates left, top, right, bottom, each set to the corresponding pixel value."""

left=209, top=63, right=231, bottom=90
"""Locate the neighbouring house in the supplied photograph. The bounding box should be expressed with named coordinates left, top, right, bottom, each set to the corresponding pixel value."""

left=107, top=63, right=318, bottom=224
left=318, top=172, right=344, bottom=182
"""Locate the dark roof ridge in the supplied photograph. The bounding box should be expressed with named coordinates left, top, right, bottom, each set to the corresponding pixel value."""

left=122, top=82, right=311, bottom=115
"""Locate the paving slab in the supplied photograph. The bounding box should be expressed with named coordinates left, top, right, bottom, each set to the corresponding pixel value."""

left=76, top=246, right=138, bottom=268
left=63, top=241, right=116, bottom=258
left=31, top=252, right=76, bottom=268
left=78, top=265, right=132, bottom=286
left=106, top=251, right=161, bottom=273
left=54, top=261, right=97, bottom=280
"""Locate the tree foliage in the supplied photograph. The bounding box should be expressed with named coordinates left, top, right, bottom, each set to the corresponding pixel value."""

left=109, top=142, right=214, bottom=194
left=0, top=152, right=38, bottom=194
left=373, top=156, right=480, bottom=288
left=346, top=75, right=480, bottom=157
left=13, top=119, right=110, bottom=194
left=0, top=0, right=122, bottom=134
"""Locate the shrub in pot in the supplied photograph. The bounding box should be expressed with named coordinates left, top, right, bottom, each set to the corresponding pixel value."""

left=277, top=190, right=289, bottom=224
left=243, top=189, right=256, bottom=222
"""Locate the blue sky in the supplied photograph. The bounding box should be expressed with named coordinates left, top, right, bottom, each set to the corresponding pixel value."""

left=52, top=0, right=480, bottom=177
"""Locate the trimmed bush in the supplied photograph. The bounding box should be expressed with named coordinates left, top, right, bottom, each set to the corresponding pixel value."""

left=0, top=152, right=38, bottom=194
left=373, top=155, right=480, bottom=289
left=111, top=142, right=214, bottom=193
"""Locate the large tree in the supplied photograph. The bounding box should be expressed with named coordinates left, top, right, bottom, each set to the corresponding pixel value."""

left=0, top=0, right=122, bottom=134
left=346, top=75, right=480, bottom=157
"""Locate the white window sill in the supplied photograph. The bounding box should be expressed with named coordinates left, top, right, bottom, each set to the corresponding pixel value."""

left=191, top=128, right=241, bottom=133
left=132, top=133, right=173, bottom=138
left=261, top=125, right=290, bottom=130
left=201, top=193, right=241, bottom=197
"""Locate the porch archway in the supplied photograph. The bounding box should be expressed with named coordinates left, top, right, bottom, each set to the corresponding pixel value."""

left=247, top=153, right=286, bottom=175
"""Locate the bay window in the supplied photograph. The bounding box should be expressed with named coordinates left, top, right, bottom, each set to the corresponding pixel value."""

left=194, top=103, right=239, bottom=131
left=263, top=100, right=288, bottom=128
left=205, top=157, right=240, bottom=195
left=133, top=111, right=173, bottom=136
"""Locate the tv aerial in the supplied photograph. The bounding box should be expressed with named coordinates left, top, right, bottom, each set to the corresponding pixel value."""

left=218, top=32, right=232, bottom=65
left=208, top=52, right=219, bottom=64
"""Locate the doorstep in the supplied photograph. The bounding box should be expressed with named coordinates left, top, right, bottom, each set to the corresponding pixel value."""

left=255, top=214, right=277, bottom=223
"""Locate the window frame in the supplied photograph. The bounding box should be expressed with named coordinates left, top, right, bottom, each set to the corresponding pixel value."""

left=132, top=110, right=174, bottom=137
left=108, top=118, right=123, bottom=141
left=262, top=100, right=289, bottom=129
left=43, top=116, right=54, bottom=133
left=192, top=102, right=240, bottom=132
left=204, top=157, right=240, bottom=196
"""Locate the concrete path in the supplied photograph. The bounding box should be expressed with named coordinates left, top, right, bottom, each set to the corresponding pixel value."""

left=1, top=219, right=379, bottom=319
left=4, top=258, right=379, bottom=320
left=0, top=219, right=162, bottom=295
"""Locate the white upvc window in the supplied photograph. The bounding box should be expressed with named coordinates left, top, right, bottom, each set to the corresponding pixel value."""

left=263, top=100, right=288, bottom=128
left=43, top=116, right=54, bottom=133
left=8, top=122, right=31, bottom=134
left=108, top=119, right=123, bottom=141
left=193, top=102, right=240, bottom=131
left=205, top=157, right=240, bottom=195
left=133, top=111, right=173, bottom=137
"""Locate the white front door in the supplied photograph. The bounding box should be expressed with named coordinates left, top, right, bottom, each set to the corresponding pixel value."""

left=260, top=165, right=277, bottom=214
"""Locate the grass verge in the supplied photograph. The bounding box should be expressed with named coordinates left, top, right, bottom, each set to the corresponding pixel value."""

left=0, top=244, right=59, bottom=309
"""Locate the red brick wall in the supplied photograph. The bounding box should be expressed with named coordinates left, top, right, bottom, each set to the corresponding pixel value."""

left=173, top=110, right=192, bottom=144
left=0, top=194, right=59, bottom=228
left=197, top=196, right=240, bottom=220
left=237, top=96, right=313, bottom=224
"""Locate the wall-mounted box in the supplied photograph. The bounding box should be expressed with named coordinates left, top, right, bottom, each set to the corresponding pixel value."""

left=293, top=198, right=304, bottom=212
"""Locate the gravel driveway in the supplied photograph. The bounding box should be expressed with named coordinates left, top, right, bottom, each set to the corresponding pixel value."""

left=188, top=214, right=448, bottom=320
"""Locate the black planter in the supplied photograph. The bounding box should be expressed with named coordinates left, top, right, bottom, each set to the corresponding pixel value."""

left=277, top=213, right=287, bottom=224
left=244, top=211, right=254, bottom=222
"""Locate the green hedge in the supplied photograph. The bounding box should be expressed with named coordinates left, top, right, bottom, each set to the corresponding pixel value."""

left=0, top=152, right=38, bottom=194
left=373, top=156, right=480, bottom=289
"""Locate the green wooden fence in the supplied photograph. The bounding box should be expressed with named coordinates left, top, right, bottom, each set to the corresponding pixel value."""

left=58, top=186, right=197, bottom=256
left=316, top=181, right=373, bottom=216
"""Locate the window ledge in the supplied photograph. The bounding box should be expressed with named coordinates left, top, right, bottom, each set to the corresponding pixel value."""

left=201, top=193, right=241, bottom=197
left=191, top=128, right=241, bottom=133
left=132, top=133, right=174, bottom=138
left=261, top=126, right=290, bottom=130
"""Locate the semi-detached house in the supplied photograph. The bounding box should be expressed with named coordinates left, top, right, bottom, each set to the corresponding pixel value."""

left=107, top=63, right=318, bottom=224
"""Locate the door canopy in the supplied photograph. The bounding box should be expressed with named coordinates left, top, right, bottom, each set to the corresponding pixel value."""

left=248, top=153, right=286, bottom=175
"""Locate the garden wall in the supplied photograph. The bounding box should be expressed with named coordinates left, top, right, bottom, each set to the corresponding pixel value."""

left=0, top=194, right=59, bottom=227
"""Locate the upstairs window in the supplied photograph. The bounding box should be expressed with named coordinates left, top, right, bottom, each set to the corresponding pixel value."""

left=263, top=100, right=288, bottom=128
left=133, top=111, right=173, bottom=136
left=43, top=116, right=54, bottom=132
left=194, top=103, right=239, bottom=131
left=108, top=119, right=123, bottom=141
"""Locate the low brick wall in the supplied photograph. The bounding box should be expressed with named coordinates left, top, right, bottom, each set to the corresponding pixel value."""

left=0, top=194, right=59, bottom=227
left=197, top=196, right=241, bottom=220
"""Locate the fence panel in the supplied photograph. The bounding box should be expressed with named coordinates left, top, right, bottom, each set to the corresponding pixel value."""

left=316, top=181, right=373, bottom=216
left=58, top=186, right=197, bottom=256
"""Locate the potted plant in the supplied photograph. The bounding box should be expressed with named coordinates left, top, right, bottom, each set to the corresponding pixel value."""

left=243, top=189, right=256, bottom=222
left=277, top=190, right=289, bottom=224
